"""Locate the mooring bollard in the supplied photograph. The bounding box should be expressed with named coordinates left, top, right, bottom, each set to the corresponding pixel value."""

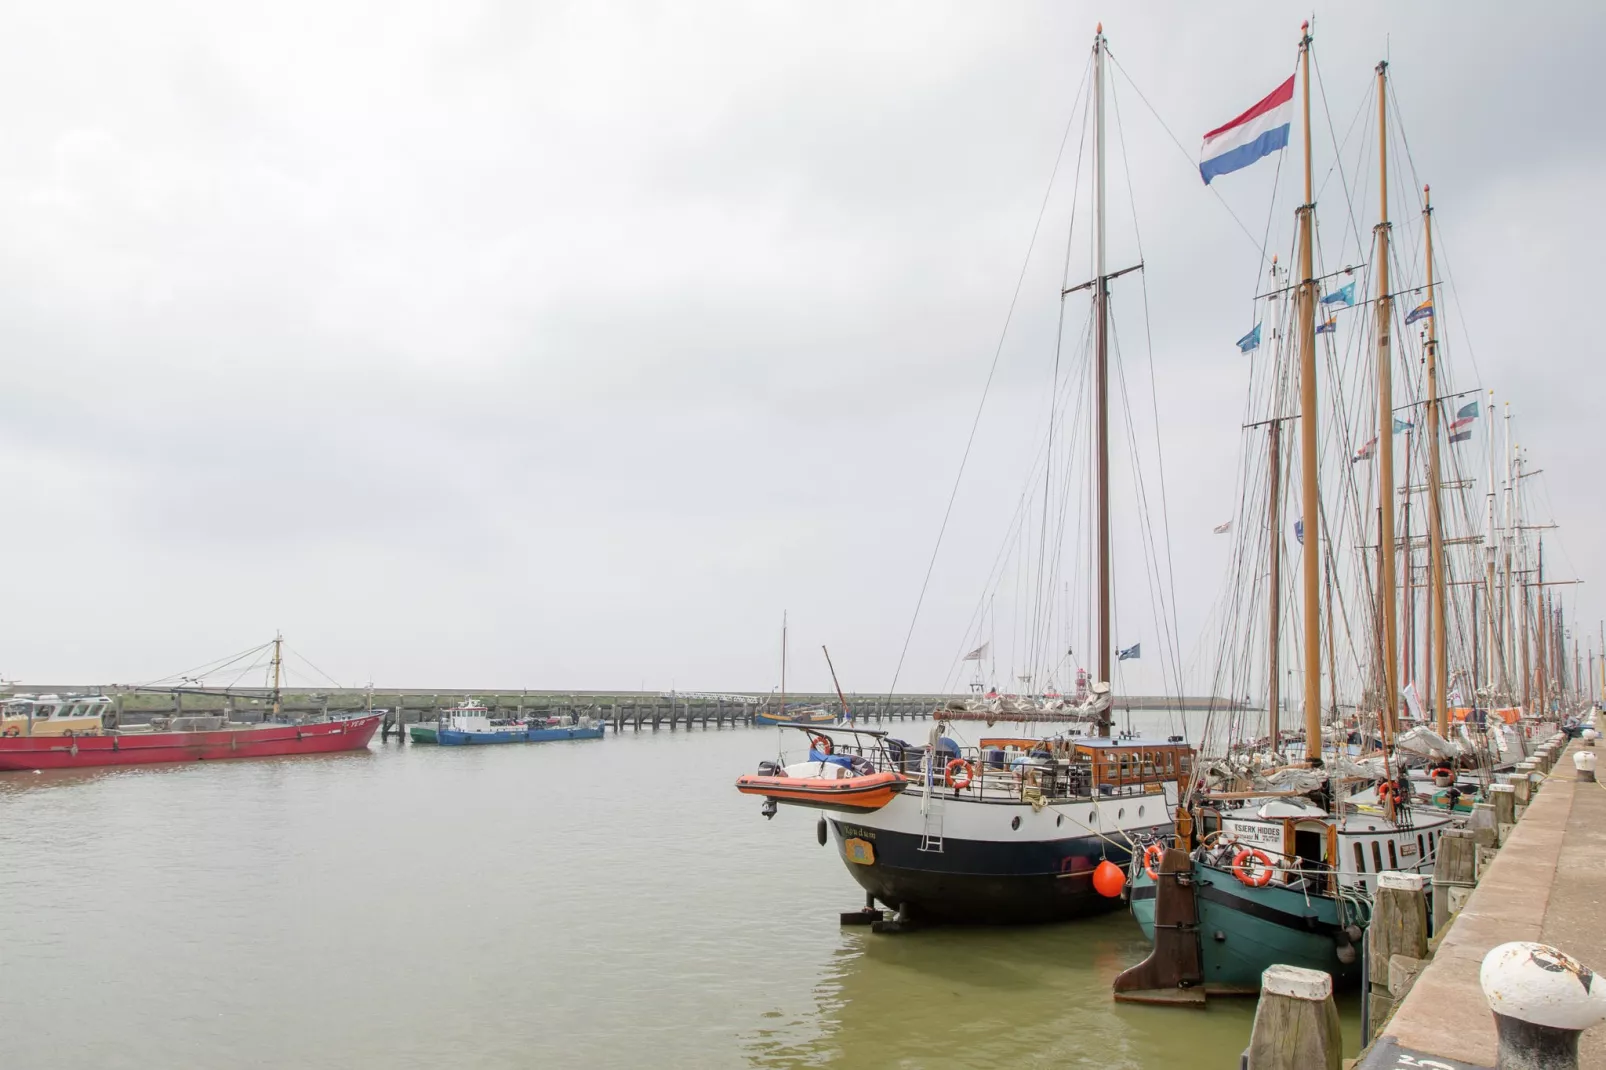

left=1244, top=965, right=1342, bottom=1070
left=1582, top=728, right=1599, bottom=748
left=1574, top=750, right=1597, bottom=784
left=1367, top=872, right=1429, bottom=1032
left=1481, top=942, right=1606, bottom=1070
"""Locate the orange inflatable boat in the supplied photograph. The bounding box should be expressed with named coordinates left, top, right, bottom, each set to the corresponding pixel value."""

left=735, top=769, right=907, bottom=812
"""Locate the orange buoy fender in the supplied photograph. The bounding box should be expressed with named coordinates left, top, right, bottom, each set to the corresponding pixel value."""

left=1142, top=843, right=1165, bottom=880
left=1093, top=859, right=1127, bottom=898
left=1232, top=848, right=1274, bottom=888
left=944, top=758, right=973, bottom=790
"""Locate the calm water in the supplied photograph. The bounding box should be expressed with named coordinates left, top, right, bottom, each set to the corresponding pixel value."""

left=0, top=718, right=1358, bottom=1068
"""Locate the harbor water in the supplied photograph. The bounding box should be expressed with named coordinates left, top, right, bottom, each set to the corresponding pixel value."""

left=0, top=716, right=1359, bottom=1068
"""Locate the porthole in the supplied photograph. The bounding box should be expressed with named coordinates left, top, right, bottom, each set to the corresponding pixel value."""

left=1089, top=807, right=1098, bottom=823
left=1011, top=815, right=1021, bottom=830
left=1138, top=805, right=1145, bottom=818
left=1056, top=815, right=1063, bottom=827
left=1118, top=808, right=1125, bottom=820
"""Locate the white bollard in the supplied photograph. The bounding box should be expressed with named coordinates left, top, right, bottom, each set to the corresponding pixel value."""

left=1573, top=750, right=1597, bottom=784
left=1481, top=942, right=1606, bottom=1070
left=1582, top=728, right=1599, bottom=749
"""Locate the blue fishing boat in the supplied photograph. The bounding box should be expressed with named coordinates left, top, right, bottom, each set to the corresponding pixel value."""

left=412, top=700, right=605, bottom=746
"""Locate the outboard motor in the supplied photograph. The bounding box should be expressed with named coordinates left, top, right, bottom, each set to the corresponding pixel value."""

left=758, top=760, right=786, bottom=778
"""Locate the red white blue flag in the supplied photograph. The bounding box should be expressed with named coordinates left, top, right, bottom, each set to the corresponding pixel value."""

left=1200, top=75, right=1295, bottom=185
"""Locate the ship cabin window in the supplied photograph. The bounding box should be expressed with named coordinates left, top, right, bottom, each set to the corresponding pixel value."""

left=1387, top=840, right=1398, bottom=870
left=1371, top=842, right=1384, bottom=873
left=1353, top=842, right=1366, bottom=873
left=37, top=706, right=55, bottom=718
left=1417, top=834, right=1425, bottom=859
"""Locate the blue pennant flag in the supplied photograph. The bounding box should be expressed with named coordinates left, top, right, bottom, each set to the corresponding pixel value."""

left=1236, top=324, right=1262, bottom=353
left=1117, top=643, right=1141, bottom=662
left=1321, top=281, right=1355, bottom=307
left=1316, top=317, right=1337, bottom=335
left=1457, top=400, right=1480, bottom=420
left=1449, top=429, right=1473, bottom=444
left=1294, top=519, right=1305, bottom=545
left=1406, top=300, right=1433, bottom=325
left=1393, top=417, right=1414, bottom=433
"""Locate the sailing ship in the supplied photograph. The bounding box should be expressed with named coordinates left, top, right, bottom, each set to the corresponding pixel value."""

left=0, top=636, right=381, bottom=772
left=1115, top=29, right=1555, bottom=1001
left=736, top=26, right=1193, bottom=926
left=753, top=614, right=838, bottom=726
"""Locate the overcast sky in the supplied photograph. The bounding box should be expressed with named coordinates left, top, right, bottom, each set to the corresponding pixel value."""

left=1, top=2, right=1600, bottom=696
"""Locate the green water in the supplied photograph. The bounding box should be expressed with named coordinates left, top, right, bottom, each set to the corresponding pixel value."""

left=0, top=720, right=1358, bottom=1068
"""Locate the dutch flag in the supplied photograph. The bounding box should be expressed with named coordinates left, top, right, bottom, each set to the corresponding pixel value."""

left=1199, top=75, right=1295, bottom=185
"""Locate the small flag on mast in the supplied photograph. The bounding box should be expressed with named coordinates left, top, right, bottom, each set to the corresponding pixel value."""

left=1321, top=281, right=1355, bottom=307
left=1352, top=436, right=1378, bottom=464
left=1236, top=324, right=1262, bottom=353
left=1213, top=520, right=1232, bottom=534
left=1294, top=519, right=1305, bottom=545
left=1457, top=400, right=1480, bottom=420
left=1406, top=300, right=1434, bottom=324
left=1316, top=317, right=1337, bottom=335
left=1393, top=417, right=1414, bottom=433
left=962, top=641, right=990, bottom=662
left=1117, top=643, right=1141, bottom=661
left=1199, top=75, right=1295, bottom=185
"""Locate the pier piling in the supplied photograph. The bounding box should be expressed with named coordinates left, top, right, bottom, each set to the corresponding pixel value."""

left=1243, top=965, right=1342, bottom=1070
left=1366, top=872, right=1428, bottom=1034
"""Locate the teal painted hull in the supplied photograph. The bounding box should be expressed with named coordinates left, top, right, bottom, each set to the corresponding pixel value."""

left=1131, top=863, right=1360, bottom=992
left=409, top=724, right=439, bottom=744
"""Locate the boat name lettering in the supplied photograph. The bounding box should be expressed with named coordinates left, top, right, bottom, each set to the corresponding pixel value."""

left=1222, top=822, right=1282, bottom=846
left=837, top=825, right=876, bottom=841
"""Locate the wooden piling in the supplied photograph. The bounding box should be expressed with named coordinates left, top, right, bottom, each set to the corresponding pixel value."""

left=1367, top=872, right=1428, bottom=1034
left=1432, top=829, right=1477, bottom=930
left=1244, top=965, right=1343, bottom=1070
left=1490, top=783, right=1517, bottom=843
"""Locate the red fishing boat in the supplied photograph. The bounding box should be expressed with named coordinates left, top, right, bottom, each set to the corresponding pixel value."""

left=0, top=713, right=382, bottom=772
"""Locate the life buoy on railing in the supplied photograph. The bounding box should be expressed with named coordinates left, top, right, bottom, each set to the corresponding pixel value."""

left=1431, top=766, right=1453, bottom=779
left=1377, top=781, right=1397, bottom=801
left=810, top=735, right=833, bottom=756
left=2, top=725, right=19, bottom=737
left=1232, top=848, right=1275, bottom=888
left=945, top=758, right=974, bottom=790
left=1142, top=843, right=1165, bottom=880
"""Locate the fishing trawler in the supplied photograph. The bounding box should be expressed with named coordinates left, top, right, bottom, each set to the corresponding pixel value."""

left=0, top=638, right=380, bottom=772
left=409, top=699, right=604, bottom=745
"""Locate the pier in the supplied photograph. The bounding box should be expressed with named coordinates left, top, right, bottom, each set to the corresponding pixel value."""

left=1243, top=731, right=1606, bottom=1068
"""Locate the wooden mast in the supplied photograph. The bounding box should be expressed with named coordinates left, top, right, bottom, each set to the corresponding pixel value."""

left=1422, top=185, right=1448, bottom=735
left=1093, top=23, right=1113, bottom=737
left=780, top=610, right=788, bottom=718
left=1296, top=22, right=1322, bottom=764
left=1373, top=60, right=1399, bottom=733
left=1485, top=389, right=1499, bottom=700
left=1267, top=420, right=1282, bottom=746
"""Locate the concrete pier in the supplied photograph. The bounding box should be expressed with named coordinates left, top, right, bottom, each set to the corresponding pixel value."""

left=1357, top=737, right=1606, bottom=1068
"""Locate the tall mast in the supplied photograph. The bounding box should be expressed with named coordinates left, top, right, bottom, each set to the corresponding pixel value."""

left=271, top=631, right=283, bottom=719
left=1403, top=427, right=1415, bottom=706
left=1485, top=388, right=1498, bottom=700
left=780, top=611, right=788, bottom=715
left=1536, top=538, right=1547, bottom=713
left=1296, top=22, right=1322, bottom=763
left=1422, top=185, right=1448, bottom=736
left=1092, top=24, right=1113, bottom=736
left=1503, top=407, right=1516, bottom=698
left=1267, top=419, right=1282, bottom=745
left=1373, top=60, right=1399, bottom=732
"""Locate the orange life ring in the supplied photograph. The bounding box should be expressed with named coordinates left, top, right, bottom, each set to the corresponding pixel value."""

left=945, top=758, right=974, bottom=790
left=1377, top=782, right=1397, bottom=800
left=1431, top=766, right=1453, bottom=779
left=810, top=735, right=833, bottom=756
left=1231, top=848, right=1275, bottom=888
left=1142, top=843, right=1165, bottom=880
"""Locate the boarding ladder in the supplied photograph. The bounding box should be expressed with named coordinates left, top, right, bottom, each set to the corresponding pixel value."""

left=918, top=753, right=946, bottom=852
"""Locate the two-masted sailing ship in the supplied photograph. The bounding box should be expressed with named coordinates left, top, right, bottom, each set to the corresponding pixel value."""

left=736, top=26, right=1193, bottom=926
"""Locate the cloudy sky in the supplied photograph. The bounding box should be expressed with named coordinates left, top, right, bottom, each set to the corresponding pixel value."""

left=1, top=1, right=1599, bottom=696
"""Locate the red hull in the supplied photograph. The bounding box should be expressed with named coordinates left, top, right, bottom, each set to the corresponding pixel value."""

left=0, top=714, right=383, bottom=772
